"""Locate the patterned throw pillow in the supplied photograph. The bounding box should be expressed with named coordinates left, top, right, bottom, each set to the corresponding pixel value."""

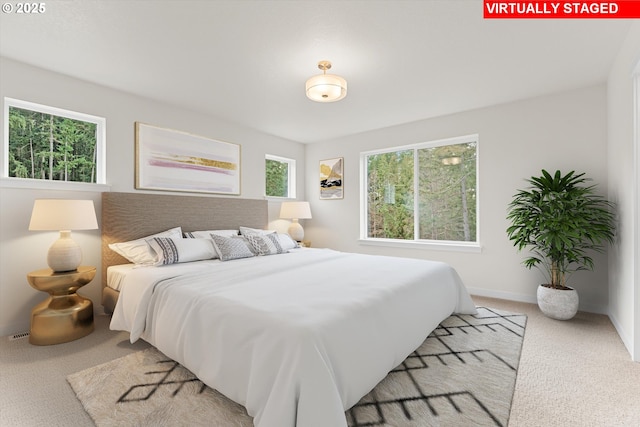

left=149, top=237, right=179, bottom=265
left=266, top=233, right=286, bottom=253
left=239, top=226, right=298, bottom=250
left=210, top=234, right=255, bottom=261
left=244, top=232, right=285, bottom=255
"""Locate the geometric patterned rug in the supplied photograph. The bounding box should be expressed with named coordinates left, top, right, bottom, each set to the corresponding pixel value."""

left=346, top=307, right=526, bottom=427
left=67, top=307, right=525, bottom=427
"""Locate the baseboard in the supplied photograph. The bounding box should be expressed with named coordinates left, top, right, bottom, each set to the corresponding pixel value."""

left=607, top=311, right=634, bottom=360
left=467, top=287, right=537, bottom=305
left=467, top=287, right=608, bottom=315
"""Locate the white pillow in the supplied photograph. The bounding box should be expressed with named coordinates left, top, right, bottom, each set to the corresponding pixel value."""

left=210, top=234, right=255, bottom=261
left=147, top=237, right=216, bottom=265
left=109, top=227, right=183, bottom=265
left=184, top=229, right=239, bottom=239
left=239, top=226, right=269, bottom=235
left=276, top=233, right=299, bottom=250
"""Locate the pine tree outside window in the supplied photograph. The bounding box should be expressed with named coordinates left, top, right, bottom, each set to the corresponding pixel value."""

left=4, top=98, right=106, bottom=185
left=265, top=154, right=296, bottom=198
left=361, top=135, right=479, bottom=249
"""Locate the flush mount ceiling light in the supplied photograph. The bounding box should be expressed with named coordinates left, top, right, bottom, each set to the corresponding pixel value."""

left=305, top=60, right=347, bottom=102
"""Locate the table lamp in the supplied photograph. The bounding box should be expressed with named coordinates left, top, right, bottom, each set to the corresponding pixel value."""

left=28, top=199, right=99, bottom=272
left=279, top=201, right=312, bottom=241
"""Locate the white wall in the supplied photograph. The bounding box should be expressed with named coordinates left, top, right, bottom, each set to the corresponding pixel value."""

left=2, top=52, right=633, bottom=354
left=0, top=57, right=305, bottom=336
left=607, top=21, right=640, bottom=362
left=304, top=85, right=610, bottom=313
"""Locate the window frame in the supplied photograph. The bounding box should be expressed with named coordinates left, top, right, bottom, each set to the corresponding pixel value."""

left=2, top=97, right=107, bottom=190
left=265, top=154, right=296, bottom=199
left=359, top=134, right=481, bottom=252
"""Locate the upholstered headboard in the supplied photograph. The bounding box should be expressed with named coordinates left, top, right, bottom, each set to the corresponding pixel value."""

left=101, top=192, right=268, bottom=311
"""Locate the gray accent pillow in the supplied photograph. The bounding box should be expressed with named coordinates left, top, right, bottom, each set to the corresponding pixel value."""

left=244, top=232, right=285, bottom=255
left=210, top=234, right=255, bottom=261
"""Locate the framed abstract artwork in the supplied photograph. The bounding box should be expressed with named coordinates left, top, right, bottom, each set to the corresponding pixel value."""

left=319, top=157, right=343, bottom=199
left=135, top=122, right=241, bottom=195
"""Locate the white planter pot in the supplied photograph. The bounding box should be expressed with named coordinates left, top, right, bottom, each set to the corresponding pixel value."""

left=536, top=284, right=579, bottom=320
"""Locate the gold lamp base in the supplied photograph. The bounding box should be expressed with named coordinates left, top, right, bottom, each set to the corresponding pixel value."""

left=27, top=266, right=96, bottom=346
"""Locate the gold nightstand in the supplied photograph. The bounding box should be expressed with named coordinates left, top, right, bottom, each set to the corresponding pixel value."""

left=26, top=266, right=96, bottom=345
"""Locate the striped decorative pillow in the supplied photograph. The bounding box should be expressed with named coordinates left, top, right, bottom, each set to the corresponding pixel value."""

left=109, top=227, right=183, bottom=265
left=266, top=233, right=286, bottom=254
left=147, top=237, right=216, bottom=265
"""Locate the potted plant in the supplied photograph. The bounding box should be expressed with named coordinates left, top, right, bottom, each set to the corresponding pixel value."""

left=506, top=169, right=615, bottom=320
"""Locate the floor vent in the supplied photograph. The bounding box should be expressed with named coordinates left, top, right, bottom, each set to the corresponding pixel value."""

left=9, top=331, right=30, bottom=341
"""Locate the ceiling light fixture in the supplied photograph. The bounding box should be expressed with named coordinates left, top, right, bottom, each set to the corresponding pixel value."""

left=305, top=60, right=347, bottom=102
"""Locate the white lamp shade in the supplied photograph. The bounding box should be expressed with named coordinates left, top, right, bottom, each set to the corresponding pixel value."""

left=306, top=74, right=347, bottom=102
left=279, top=201, right=312, bottom=220
left=29, top=199, right=98, bottom=231
left=29, top=199, right=98, bottom=272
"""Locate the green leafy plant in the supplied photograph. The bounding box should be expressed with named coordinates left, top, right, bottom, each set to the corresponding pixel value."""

left=506, top=169, right=615, bottom=289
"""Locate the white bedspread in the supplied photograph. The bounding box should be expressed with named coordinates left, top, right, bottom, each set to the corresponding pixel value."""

left=110, top=248, right=476, bottom=427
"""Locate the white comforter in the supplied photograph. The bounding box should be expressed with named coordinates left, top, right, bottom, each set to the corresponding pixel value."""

left=110, top=248, right=476, bottom=427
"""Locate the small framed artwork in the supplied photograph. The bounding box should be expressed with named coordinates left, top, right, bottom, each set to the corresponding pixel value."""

left=135, top=122, right=241, bottom=195
left=319, top=157, right=344, bottom=199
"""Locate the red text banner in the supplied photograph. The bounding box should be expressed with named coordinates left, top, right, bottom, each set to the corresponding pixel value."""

left=484, top=1, right=640, bottom=18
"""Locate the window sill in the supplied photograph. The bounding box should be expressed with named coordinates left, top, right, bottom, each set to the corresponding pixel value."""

left=0, top=177, right=111, bottom=192
left=265, top=196, right=297, bottom=202
left=358, top=238, right=482, bottom=253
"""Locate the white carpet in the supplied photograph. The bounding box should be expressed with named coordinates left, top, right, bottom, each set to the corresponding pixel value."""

left=67, top=307, right=525, bottom=427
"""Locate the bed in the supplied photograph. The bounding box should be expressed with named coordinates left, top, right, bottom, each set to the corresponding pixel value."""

left=102, top=192, right=477, bottom=427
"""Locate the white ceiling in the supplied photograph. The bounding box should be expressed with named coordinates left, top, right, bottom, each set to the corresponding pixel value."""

left=0, top=1, right=632, bottom=144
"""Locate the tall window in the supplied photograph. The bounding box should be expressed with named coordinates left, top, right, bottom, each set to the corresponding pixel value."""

left=4, top=98, right=106, bottom=184
left=265, top=154, right=296, bottom=198
left=362, top=135, right=478, bottom=246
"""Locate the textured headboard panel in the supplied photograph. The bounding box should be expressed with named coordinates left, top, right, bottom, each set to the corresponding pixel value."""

left=101, top=192, right=268, bottom=306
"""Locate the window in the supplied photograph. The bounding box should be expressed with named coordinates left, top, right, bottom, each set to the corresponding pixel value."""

left=361, top=134, right=478, bottom=248
left=265, top=154, right=296, bottom=198
left=4, top=98, right=106, bottom=184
